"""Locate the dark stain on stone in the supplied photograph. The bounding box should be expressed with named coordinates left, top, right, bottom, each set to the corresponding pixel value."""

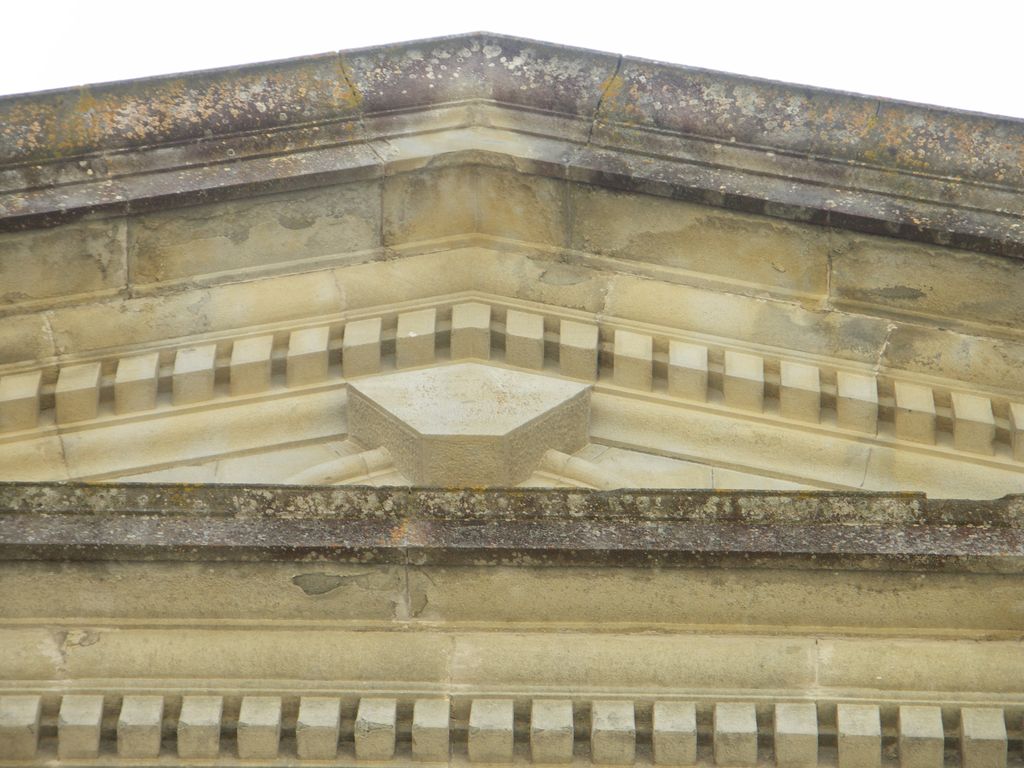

left=292, top=572, right=370, bottom=595
left=871, top=285, right=928, bottom=301
left=278, top=212, right=317, bottom=230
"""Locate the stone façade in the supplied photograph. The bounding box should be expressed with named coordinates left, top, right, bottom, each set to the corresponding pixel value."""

left=0, top=33, right=1023, bottom=766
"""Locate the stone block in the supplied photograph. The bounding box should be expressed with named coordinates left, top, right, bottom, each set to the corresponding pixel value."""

left=0, top=370, right=41, bottom=431
left=506, top=310, right=545, bottom=370
left=568, top=185, right=828, bottom=296
left=894, top=382, right=935, bottom=444
left=355, top=697, right=397, bottom=760
left=714, top=702, right=757, bottom=767
left=0, top=216, right=127, bottom=304
left=591, top=700, right=635, bottom=765
left=115, top=353, right=160, bottom=414
left=383, top=166, right=476, bottom=246
left=58, top=694, right=103, bottom=759
left=396, top=308, right=437, bottom=369
left=779, top=362, right=821, bottom=423
left=960, top=708, right=1006, bottom=768
left=296, top=697, right=340, bottom=760
left=287, top=326, right=330, bottom=387
left=951, top=392, right=995, bottom=454
left=613, top=330, right=653, bottom=391
left=723, top=352, right=764, bottom=412
left=774, top=703, right=817, bottom=768
left=56, top=362, right=102, bottom=423
left=837, top=704, right=880, bottom=768
left=898, top=705, right=943, bottom=768
left=237, top=696, right=281, bottom=759
left=412, top=698, right=450, bottom=762
left=0, top=695, right=41, bottom=759
left=172, top=344, right=217, bottom=405
left=836, top=371, right=878, bottom=433
left=451, top=303, right=492, bottom=360
left=668, top=342, right=708, bottom=401
left=343, top=317, right=382, bottom=378
left=230, top=335, right=274, bottom=396
left=477, top=168, right=567, bottom=246
left=131, top=182, right=380, bottom=284
left=118, top=695, right=164, bottom=758
left=559, top=320, right=599, bottom=380
left=177, top=695, right=222, bottom=759
left=468, top=699, right=514, bottom=763
left=1011, top=403, right=1024, bottom=462
left=652, top=701, right=696, bottom=766
left=828, top=235, right=1024, bottom=332
left=531, top=699, right=574, bottom=764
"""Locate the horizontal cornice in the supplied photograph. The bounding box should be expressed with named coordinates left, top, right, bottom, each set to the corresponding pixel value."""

left=2, top=483, right=1023, bottom=573
left=0, top=34, right=1022, bottom=258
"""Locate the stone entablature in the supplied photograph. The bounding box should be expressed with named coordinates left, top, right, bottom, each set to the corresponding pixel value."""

left=1, top=485, right=1023, bottom=764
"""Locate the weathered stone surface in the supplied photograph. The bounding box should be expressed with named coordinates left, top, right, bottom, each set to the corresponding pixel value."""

left=118, top=695, right=163, bottom=758
left=114, top=353, right=160, bottom=414
left=613, top=330, right=653, bottom=390
left=531, top=700, right=574, bottom=764
left=505, top=310, right=546, bottom=370
left=0, top=216, right=126, bottom=306
left=652, top=702, right=696, bottom=766
left=397, top=308, right=437, bottom=369
left=296, top=697, right=340, bottom=760
left=668, top=342, right=708, bottom=401
left=897, top=705, right=943, bottom=768
left=230, top=335, right=274, bottom=396
left=355, top=698, right=397, bottom=760
left=129, top=182, right=380, bottom=285
left=172, top=344, right=217, bottom=405
left=177, top=695, right=222, bottom=759
left=559, top=320, right=599, bottom=381
left=960, top=708, right=1006, bottom=768
left=837, top=704, right=881, bottom=768
left=0, top=695, right=41, bottom=759
left=237, top=696, right=281, bottom=759
left=0, top=370, right=41, bottom=431
left=830, top=236, right=1024, bottom=330
left=468, top=699, right=514, bottom=763
left=286, top=326, right=331, bottom=387
left=383, top=167, right=476, bottom=245
left=412, top=698, right=450, bottom=761
left=58, top=694, right=103, bottom=759
left=451, top=303, right=492, bottom=360
left=774, top=703, right=817, bottom=768
left=713, top=703, right=757, bottom=767
left=571, top=186, right=829, bottom=297
left=591, top=701, right=635, bottom=765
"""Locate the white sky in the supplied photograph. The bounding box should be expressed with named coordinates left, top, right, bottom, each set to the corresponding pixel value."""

left=3, top=0, right=1023, bottom=119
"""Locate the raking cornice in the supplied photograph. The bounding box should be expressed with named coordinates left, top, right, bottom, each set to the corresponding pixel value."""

left=1, top=33, right=1022, bottom=259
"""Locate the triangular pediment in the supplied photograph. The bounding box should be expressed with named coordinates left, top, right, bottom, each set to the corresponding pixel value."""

left=1, top=35, right=1023, bottom=500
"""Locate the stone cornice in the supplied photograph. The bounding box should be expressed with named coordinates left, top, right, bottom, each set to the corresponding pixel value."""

left=1, top=34, right=1022, bottom=258
left=1, top=483, right=1023, bottom=573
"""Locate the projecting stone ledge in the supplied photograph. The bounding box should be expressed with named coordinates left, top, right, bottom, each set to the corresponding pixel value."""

left=0, top=484, right=1023, bottom=573
left=347, top=363, right=590, bottom=486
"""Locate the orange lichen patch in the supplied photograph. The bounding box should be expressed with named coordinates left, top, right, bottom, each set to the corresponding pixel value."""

left=2, top=55, right=362, bottom=163
left=388, top=519, right=409, bottom=545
